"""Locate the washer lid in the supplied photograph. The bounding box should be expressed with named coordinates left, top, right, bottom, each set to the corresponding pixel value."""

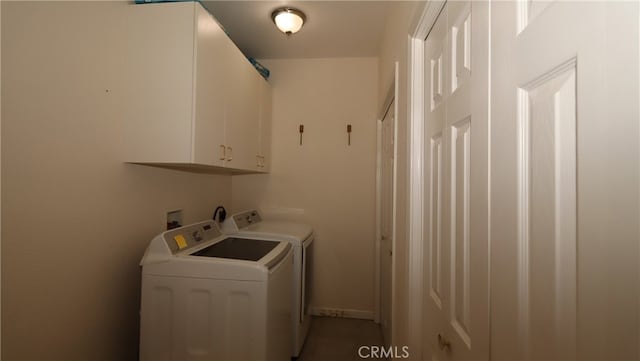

left=245, top=221, right=313, bottom=242
left=190, top=237, right=279, bottom=261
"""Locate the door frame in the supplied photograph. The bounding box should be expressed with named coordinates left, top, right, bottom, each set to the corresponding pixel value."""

left=405, top=0, right=446, bottom=357
left=374, top=62, right=399, bottom=329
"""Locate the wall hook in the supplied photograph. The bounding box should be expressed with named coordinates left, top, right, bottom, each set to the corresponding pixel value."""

left=347, top=124, right=352, bottom=146
left=299, top=124, right=304, bottom=145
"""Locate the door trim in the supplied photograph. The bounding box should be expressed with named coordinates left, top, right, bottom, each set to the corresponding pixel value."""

left=375, top=109, right=382, bottom=324
left=406, top=0, right=446, bottom=358
left=374, top=62, right=398, bottom=334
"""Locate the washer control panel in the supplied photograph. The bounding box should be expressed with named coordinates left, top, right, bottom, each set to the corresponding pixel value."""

left=233, top=210, right=262, bottom=229
left=163, top=220, right=222, bottom=254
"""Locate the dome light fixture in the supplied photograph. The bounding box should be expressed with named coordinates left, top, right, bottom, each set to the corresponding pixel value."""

left=271, top=7, right=306, bottom=36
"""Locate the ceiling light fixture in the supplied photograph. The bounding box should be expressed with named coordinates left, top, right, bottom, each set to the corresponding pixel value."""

left=271, top=7, right=306, bottom=36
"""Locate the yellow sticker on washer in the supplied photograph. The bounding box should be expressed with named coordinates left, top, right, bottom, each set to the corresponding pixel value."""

left=174, top=235, right=187, bottom=249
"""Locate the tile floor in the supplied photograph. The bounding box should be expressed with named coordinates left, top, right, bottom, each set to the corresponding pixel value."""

left=297, top=316, right=384, bottom=361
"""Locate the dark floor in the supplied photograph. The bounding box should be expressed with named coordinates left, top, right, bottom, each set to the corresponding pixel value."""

left=297, top=316, right=384, bottom=361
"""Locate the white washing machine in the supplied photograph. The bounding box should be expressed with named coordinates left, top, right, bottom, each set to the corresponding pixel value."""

left=222, top=209, right=313, bottom=358
left=139, top=220, right=293, bottom=361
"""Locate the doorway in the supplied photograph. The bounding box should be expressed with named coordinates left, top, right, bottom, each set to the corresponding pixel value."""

left=376, top=65, right=398, bottom=346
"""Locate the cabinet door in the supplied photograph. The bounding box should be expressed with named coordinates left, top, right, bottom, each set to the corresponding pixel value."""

left=258, top=78, right=272, bottom=172
left=192, top=4, right=227, bottom=166
left=125, top=2, right=195, bottom=163
left=226, top=53, right=259, bottom=171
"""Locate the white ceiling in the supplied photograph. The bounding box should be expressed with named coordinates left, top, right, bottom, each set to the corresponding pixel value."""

left=201, top=1, right=401, bottom=59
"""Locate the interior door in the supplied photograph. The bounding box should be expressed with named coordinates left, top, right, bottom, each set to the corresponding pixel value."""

left=380, top=99, right=395, bottom=346
left=490, top=1, right=639, bottom=360
left=422, top=1, right=490, bottom=360
left=423, top=7, right=448, bottom=359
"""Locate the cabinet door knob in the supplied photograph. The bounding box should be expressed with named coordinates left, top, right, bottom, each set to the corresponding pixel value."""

left=219, top=145, right=226, bottom=160
left=226, top=147, right=233, bottom=161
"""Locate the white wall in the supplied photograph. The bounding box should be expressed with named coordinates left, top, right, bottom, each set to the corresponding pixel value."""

left=2, top=2, right=231, bottom=359
left=377, top=0, right=424, bottom=350
left=232, top=57, right=379, bottom=317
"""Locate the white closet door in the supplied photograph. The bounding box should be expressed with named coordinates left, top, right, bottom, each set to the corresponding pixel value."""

left=491, top=1, right=639, bottom=360
left=423, top=6, right=449, bottom=359
left=422, top=1, right=490, bottom=360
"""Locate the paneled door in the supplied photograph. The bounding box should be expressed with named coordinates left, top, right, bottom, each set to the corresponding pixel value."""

left=422, top=1, right=490, bottom=360
left=491, top=1, right=639, bottom=360
left=380, top=99, right=396, bottom=346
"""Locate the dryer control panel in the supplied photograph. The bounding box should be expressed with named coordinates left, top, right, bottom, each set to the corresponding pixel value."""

left=232, top=210, right=263, bottom=229
left=163, top=221, right=222, bottom=254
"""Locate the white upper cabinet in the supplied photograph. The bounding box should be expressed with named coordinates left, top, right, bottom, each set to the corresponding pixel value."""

left=225, top=49, right=260, bottom=171
left=257, top=78, right=272, bottom=172
left=124, top=1, right=271, bottom=173
left=192, top=3, right=229, bottom=168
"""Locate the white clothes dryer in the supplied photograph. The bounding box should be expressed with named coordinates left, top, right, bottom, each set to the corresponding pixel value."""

left=139, top=220, right=293, bottom=361
left=223, top=209, right=314, bottom=358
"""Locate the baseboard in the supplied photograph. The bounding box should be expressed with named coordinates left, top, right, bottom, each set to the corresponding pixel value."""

left=309, top=307, right=375, bottom=320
